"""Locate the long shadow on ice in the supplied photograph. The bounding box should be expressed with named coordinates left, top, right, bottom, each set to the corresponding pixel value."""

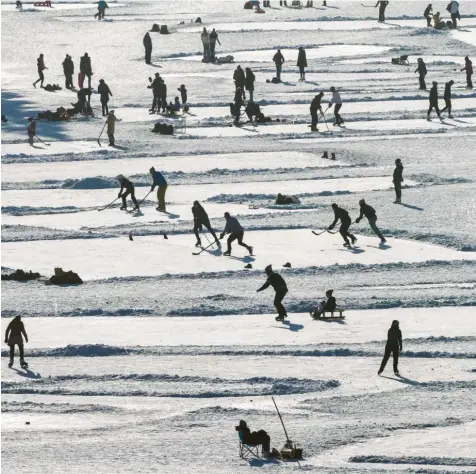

left=12, top=367, right=42, bottom=379
left=380, top=375, right=421, bottom=386
left=400, top=203, right=424, bottom=211
left=279, top=320, right=305, bottom=332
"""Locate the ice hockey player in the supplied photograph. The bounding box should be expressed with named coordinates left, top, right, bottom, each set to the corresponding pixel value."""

left=461, top=56, right=473, bottom=89
left=327, top=86, right=344, bottom=126
left=310, top=92, right=324, bottom=131
left=392, top=158, right=404, bottom=204
left=328, top=203, right=357, bottom=247
left=106, top=110, right=116, bottom=145
left=192, top=200, right=220, bottom=247
left=62, top=54, right=74, bottom=90
left=273, top=49, right=285, bottom=81
left=220, top=212, right=253, bottom=256
left=143, top=32, right=153, bottom=64
left=424, top=3, right=433, bottom=26
left=378, top=320, right=402, bottom=376
left=297, top=46, right=307, bottom=81
left=27, top=117, right=36, bottom=146
left=235, top=420, right=276, bottom=458
left=310, top=289, right=336, bottom=319
left=427, top=81, right=442, bottom=121
left=355, top=199, right=386, bottom=243
left=415, top=58, right=427, bottom=90
left=33, top=53, right=47, bottom=89
left=149, top=167, right=168, bottom=212
left=80, top=53, right=93, bottom=88
left=257, top=265, right=288, bottom=321
left=5, top=315, right=29, bottom=368
left=98, top=79, right=113, bottom=116
left=117, top=175, right=140, bottom=211
left=441, top=80, right=454, bottom=118
left=233, top=65, right=246, bottom=100
left=375, top=0, right=389, bottom=22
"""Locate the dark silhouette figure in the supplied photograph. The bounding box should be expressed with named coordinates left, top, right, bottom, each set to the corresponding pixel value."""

left=415, top=58, right=427, bottom=90
left=297, top=46, right=307, bottom=81
left=375, top=0, right=389, bottom=22
left=441, top=80, right=454, bottom=118
left=233, top=65, right=246, bottom=100
left=393, top=158, right=404, bottom=204
left=328, top=203, right=356, bottom=247
left=80, top=53, right=93, bottom=88
left=5, top=316, right=28, bottom=368
left=378, top=320, right=403, bottom=376
left=192, top=201, right=220, bottom=247
left=117, top=174, right=139, bottom=210
left=461, top=56, right=473, bottom=89
left=143, top=32, right=152, bottom=64
left=62, top=54, right=74, bottom=89
left=424, top=3, right=433, bottom=26
left=33, top=53, right=47, bottom=88
left=273, top=49, right=285, bottom=80
left=98, top=79, right=113, bottom=116
left=427, top=81, right=442, bottom=121
left=245, top=68, right=255, bottom=102
left=310, top=92, right=324, bottom=131
left=257, top=265, right=288, bottom=321
left=220, top=212, right=252, bottom=256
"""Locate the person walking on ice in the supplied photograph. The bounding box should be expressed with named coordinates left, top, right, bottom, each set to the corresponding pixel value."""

left=27, top=117, right=37, bottom=146
left=117, top=175, right=140, bottom=211
left=427, top=81, right=442, bottom=121
left=378, top=320, right=402, bottom=376
left=143, top=32, right=152, bottom=65
left=98, top=79, right=113, bottom=116
left=310, top=92, right=324, bottom=131
left=220, top=212, right=253, bottom=256
left=297, top=46, right=307, bottom=81
left=441, top=80, right=454, bottom=118
left=192, top=201, right=220, bottom=248
left=327, top=86, right=344, bottom=126
left=461, top=56, right=473, bottom=89
left=392, top=158, right=404, bottom=204
left=257, top=265, right=288, bottom=321
left=273, top=49, right=285, bottom=81
left=5, top=316, right=29, bottom=368
left=149, top=167, right=168, bottom=212
left=33, top=53, right=47, bottom=88
left=328, top=203, right=357, bottom=248
left=355, top=199, right=386, bottom=244
left=106, top=110, right=117, bottom=146
left=415, top=58, right=427, bottom=90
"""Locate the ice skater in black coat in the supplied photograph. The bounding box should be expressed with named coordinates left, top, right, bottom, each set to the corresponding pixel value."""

left=378, top=320, right=403, bottom=376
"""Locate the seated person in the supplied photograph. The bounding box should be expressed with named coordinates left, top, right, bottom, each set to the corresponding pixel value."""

left=311, top=289, right=336, bottom=318
left=275, top=193, right=301, bottom=205
left=433, top=12, right=444, bottom=29
left=235, top=420, right=272, bottom=457
left=167, top=97, right=182, bottom=115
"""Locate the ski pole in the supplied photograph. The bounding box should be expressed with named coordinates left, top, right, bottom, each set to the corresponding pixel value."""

left=34, top=135, right=50, bottom=146
left=138, top=190, right=152, bottom=206
left=97, top=120, right=107, bottom=147
left=98, top=196, right=119, bottom=212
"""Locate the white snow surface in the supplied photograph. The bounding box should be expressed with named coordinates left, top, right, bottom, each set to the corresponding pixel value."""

left=2, top=1, right=476, bottom=473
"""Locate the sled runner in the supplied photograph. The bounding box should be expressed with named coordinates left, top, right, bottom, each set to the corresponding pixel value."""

left=312, top=309, right=345, bottom=320
left=391, top=55, right=410, bottom=66
left=34, top=1, right=52, bottom=6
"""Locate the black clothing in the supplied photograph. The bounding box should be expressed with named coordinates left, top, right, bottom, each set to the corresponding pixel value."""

left=429, top=85, right=438, bottom=102
left=5, top=318, right=27, bottom=342
left=274, top=289, right=288, bottom=318
left=77, top=88, right=92, bottom=113
left=443, top=82, right=453, bottom=100
left=379, top=326, right=403, bottom=373
left=387, top=326, right=403, bottom=350
left=62, top=57, right=74, bottom=88
left=227, top=231, right=249, bottom=252
left=379, top=345, right=399, bottom=373
left=441, top=98, right=452, bottom=115
left=376, top=0, right=388, bottom=22
left=192, top=204, right=219, bottom=242
left=393, top=164, right=404, bottom=184
left=323, top=296, right=336, bottom=311
left=394, top=181, right=402, bottom=200
left=245, top=70, right=255, bottom=91
left=178, top=87, right=187, bottom=104
left=143, top=34, right=152, bottom=64
left=424, top=4, right=432, bottom=16
left=80, top=55, right=92, bottom=87
left=118, top=178, right=138, bottom=208
left=297, top=49, right=307, bottom=68
left=258, top=272, right=288, bottom=292
left=98, top=83, right=112, bottom=102
left=233, top=68, right=246, bottom=87
left=310, top=96, right=323, bottom=129
left=357, top=203, right=377, bottom=220
left=416, top=61, right=427, bottom=89
left=157, top=81, right=167, bottom=112
left=238, top=427, right=270, bottom=451
left=119, top=177, right=134, bottom=192
left=330, top=207, right=355, bottom=244
left=233, top=89, right=243, bottom=123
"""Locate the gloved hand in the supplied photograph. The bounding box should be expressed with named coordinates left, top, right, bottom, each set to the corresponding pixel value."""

left=328, top=225, right=333, bottom=230
left=355, top=218, right=361, bottom=224
left=117, top=192, right=121, bottom=198
left=219, top=233, right=224, bottom=239
left=4, top=339, right=7, bottom=344
left=150, top=186, right=154, bottom=192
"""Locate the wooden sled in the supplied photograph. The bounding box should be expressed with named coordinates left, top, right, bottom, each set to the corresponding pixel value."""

left=34, top=1, right=52, bottom=6
left=312, top=309, right=345, bottom=320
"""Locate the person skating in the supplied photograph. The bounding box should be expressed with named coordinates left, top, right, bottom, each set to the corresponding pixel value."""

left=235, top=420, right=275, bottom=458
left=392, top=158, right=404, bottom=204
left=178, top=84, right=187, bottom=104
left=106, top=110, right=116, bottom=146
left=257, top=265, right=288, bottom=321
left=208, top=28, right=221, bottom=62
left=424, top=3, right=433, bottom=26
left=27, top=117, right=36, bottom=146
left=245, top=68, right=255, bottom=103
left=33, top=53, right=47, bottom=88
left=233, top=87, right=244, bottom=125
left=80, top=53, right=93, bottom=88
left=143, top=32, right=153, bottom=65
left=328, top=203, right=356, bottom=248
left=297, top=46, right=307, bottom=81
left=117, top=174, right=139, bottom=211
left=201, top=28, right=210, bottom=62
left=95, top=0, right=108, bottom=19
left=310, top=289, right=336, bottom=319
left=149, top=167, right=167, bottom=211
left=327, top=86, right=344, bottom=126
left=427, top=81, right=442, bottom=122
left=378, top=320, right=403, bottom=376
left=441, top=80, right=454, bottom=118
left=5, top=316, right=29, bottom=368
left=375, top=0, right=389, bottom=22
left=273, top=49, right=285, bottom=81
left=310, top=92, right=324, bottom=131
left=415, top=58, right=427, bottom=90
left=233, top=65, right=246, bottom=100
left=62, top=54, right=74, bottom=90
left=98, top=79, right=112, bottom=116
left=461, top=56, right=473, bottom=89
left=192, top=200, right=220, bottom=247
left=355, top=199, right=386, bottom=243
left=448, top=0, right=460, bottom=28
left=220, top=212, right=253, bottom=256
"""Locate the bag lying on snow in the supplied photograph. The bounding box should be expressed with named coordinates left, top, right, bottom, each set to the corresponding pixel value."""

left=152, top=122, right=174, bottom=135
left=275, top=193, right=301, bottom=205
left=46, top=267, right=83, bottom=285
left=2, top=269, right=41, bottom=281
left=216, top=55, right=234, bottom=63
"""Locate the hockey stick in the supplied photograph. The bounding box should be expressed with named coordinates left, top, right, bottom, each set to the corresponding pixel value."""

left=97, top=120, right=107, bottom=147
left=361, top=3, right=374, bottom=7
left=98, top=197, right=119, bottom=212
left=138, top=190, right=152, bottom=206
left=320, top=110, right=330, bottom=132
left=201, top=229, right=213, bottom=248
left=34, top=135, right=50, bottom=146
left=192, top=238, right=217, bottom=255
left=312, top=229, right=339, bottom=236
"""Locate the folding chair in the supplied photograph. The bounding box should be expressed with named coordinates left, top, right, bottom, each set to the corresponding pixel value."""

left=174, top=116, right=186, bottom=134
left=238, top=432, right=261, bottom=459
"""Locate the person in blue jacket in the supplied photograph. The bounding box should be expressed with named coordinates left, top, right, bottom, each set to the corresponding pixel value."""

left=149, top=167, right=168, bottom=211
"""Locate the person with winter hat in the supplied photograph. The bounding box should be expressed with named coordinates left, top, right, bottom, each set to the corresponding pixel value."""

left=178, top=84, right=188, bottom=104
left=149, top=167, right=168, bottom=212
left=257, top=265, right=288, bottom=321
left=441, top=80, right=454, bottom=118
left=235, top=420, right=274, bottom=458
left=106, top=110, right=116, bottom=146
left=378, top=320, right=403, bottom=376
left=117, top=175, right=139, bottom=211
left=427, top=81, right=442, bottom=122
left=355, top=199, right=386, bottom=243
left=415, top=58, right=427, bottom=90
left=192, top=200, right=220, bottom=247
left=5, top=316, right=29, bottom=368
left=233, top=65, right=246, bottom=100
left=33, top=54, right=47, bottom=88
left=461, top=56, right=473, bottom=89
left=27, top=117, right=37, bottom=146
left=297, top=46, right=307, bottom=81
left=311, top=289, right=336, bottom=319
left=327, top=86, right=344, bottom=126
left=98, top=79, right=113, bottom=116
left=328, top=203, right=356, bottom=247
left=392, top=158, right=404, bottom=204
left=220, top=212, right=253, bottom=256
